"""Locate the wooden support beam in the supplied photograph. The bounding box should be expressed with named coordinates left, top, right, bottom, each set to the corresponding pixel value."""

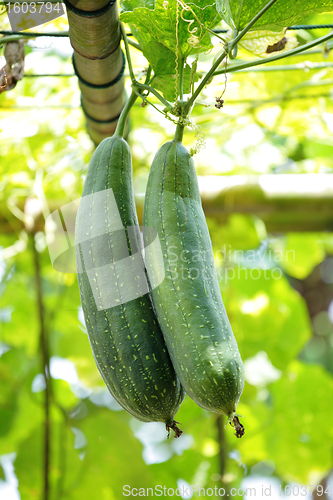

left=196, top=173, right=333, bottom=233
left=1, top=175, right=333, bottom=235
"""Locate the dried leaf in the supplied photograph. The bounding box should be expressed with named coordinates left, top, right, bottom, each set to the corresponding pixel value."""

left=0, top=40, right=25, bottom=92
left=224, top=29, right=298, bottom=58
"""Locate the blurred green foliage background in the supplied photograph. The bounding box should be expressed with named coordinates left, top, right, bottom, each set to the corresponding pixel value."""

left=1, top=9, right=333, bottom=500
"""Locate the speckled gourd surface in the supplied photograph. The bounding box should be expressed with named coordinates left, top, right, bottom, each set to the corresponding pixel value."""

left=143, top=135, right=245, bottom=418
left=75, top=135, right=184, bottom=425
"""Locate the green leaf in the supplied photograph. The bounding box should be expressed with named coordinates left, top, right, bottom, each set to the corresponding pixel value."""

left=216, top=0, right=333, bottom=31
left=15, top=427, right=43, bottom=499
left=142, top=42, right=196, bottom=100
left=0, top=348, right=38, bottom=441
left=266, top=361, right=333, bottom=482
left=234, top=398, right=272, bottom=464
left=63, top=405, right=154, bottom=499
left=121, top=0, right=220, bottom=58
left=0, top=463, right=5, bottom=481
left=277, top=233, right=326, bottom=279
left=121, top=0, right=154, bottom=10
left=0, top=273, right=39, bottom=356
left=208, top=214, right=267, bottom=251
left=221, top=269, right=312, bottom=370
left=237, top=361, right=333, bottom=483
left=0, top=365, right=43, bottom=456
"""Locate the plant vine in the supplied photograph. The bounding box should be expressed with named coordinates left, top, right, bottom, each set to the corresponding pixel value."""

left=120, top=0, right=333, bottom=153
left=174, top=0, right=180, bottom=103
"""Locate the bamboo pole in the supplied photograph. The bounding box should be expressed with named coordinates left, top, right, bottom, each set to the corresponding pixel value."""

left=64, top=0, right=126, bottom=144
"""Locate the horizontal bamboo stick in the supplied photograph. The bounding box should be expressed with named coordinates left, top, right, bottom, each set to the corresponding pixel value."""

left=1, top=175, right=333, bottom=234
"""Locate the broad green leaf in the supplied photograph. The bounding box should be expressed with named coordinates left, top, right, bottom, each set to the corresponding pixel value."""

left=51, top=379, right=79, bottom=410
left=0, top=463, right=5, bottom=481
left=0, top=275, right=39, bottom=356
left=140, top=395, right=227, bottom=489
left=63, top=405, right=154, bottom=499
left=121, top=0, right=154, bottom=10
left=237, top=362, right=333, bottom=483
left=304, top=138, right=333, bottom=160
left=276, top=233, right=326, bottom=279
left=208, top=214, right=267, bottom=251
left=216, top=0, right=333, bottom=32
left=141, top=42, right=197, bottom=100
left=234, top=399, right=272, bottom=464
left=322, top=234, right=333, bottom=253
left=0, top=364, right=43, bottom=455
left=52, top=281, right=105, bottom=388
left=265, top=361, right=333, bottom=482
left=221, top=268, right=312, bottom=370
left=121, top=0, right=220, bottom=58
left=0, top=348, right=38, bottom=442
left=15, top=427, right=43, bottom=500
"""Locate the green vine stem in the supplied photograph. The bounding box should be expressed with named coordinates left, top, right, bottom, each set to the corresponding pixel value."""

left=229, top=30, right=238, bottom=60
left=214, top=29, right=333, bottom=76
left=114, top=91, right=138, bottom=137
left=184, top=50, right=227, bottom=114
left=228, top=0, right=279, bottom=52
left=174, top=121, right=185, bottom=142
left=184, top=0, right=281, bottom=114
left=127, top=38, right=142, bottom=51
left=144, top=65, right=152, bottom=85
left=120, top=22, right=136, bottom=83
left=0, top=34, right=29, bottom=45
left=221, top=61, right=333, bottom=74
left=179, top=57, right=185, bottom=100
left=216, top=416, right=229, bottom=496
left=32, top=235, right=51, bottom=500
left=133, top=82, right=172, bottom=108
left=148, top=74, right=156, bottom=85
